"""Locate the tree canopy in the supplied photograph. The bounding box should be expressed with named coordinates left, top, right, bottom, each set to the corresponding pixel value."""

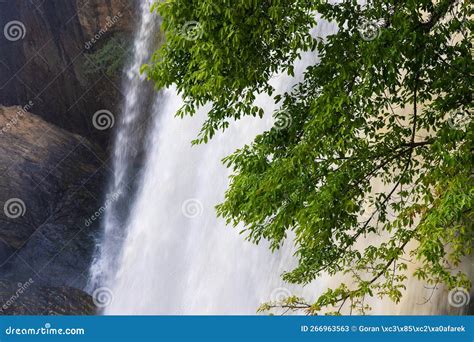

left=144, top=0, right=473, bottom=314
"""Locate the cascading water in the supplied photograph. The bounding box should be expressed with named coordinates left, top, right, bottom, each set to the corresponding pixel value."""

left=88, top=1, right=158, bottom=291
left=100, top=50, right=325, bottom=315
left=90, top=0, right=469, bottom=315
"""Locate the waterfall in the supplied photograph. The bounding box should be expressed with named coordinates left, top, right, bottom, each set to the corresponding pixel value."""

left=90, top=1, right=469, bottom=315
left=100, top=48, right=326, bottom=315
left=88, top=1, right=158, bottom=291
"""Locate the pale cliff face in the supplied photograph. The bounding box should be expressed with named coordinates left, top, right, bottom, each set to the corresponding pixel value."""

left=77, top=0, right=135, bottom=40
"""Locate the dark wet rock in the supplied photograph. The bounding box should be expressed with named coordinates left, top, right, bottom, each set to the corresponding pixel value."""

left=0, top=280, right=96, bottom=315
left=0, top=105, right=108, bottom=290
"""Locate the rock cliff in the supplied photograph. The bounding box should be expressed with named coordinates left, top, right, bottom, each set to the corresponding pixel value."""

left=0, top=0, right=137, bottom=145
left=0, top=0, right=141, bottom=315
left=0, top=279, right=96, bottom=315
left=0, top=105, right=107, bottom=314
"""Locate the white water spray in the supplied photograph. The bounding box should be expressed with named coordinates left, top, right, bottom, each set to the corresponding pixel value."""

left=88, top=1, right=158, bottom=291
left=103, top=55, right=323, bottom=315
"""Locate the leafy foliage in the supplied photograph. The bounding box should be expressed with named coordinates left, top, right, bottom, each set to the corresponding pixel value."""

left=145, top=0, right=473, bottom=313
left=85, top=34, right=130, bottom=78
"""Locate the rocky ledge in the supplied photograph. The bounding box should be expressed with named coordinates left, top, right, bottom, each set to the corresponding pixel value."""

left=0, top=105, right=107, bottom=315
left=0, top=280, right=96, bottom=315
